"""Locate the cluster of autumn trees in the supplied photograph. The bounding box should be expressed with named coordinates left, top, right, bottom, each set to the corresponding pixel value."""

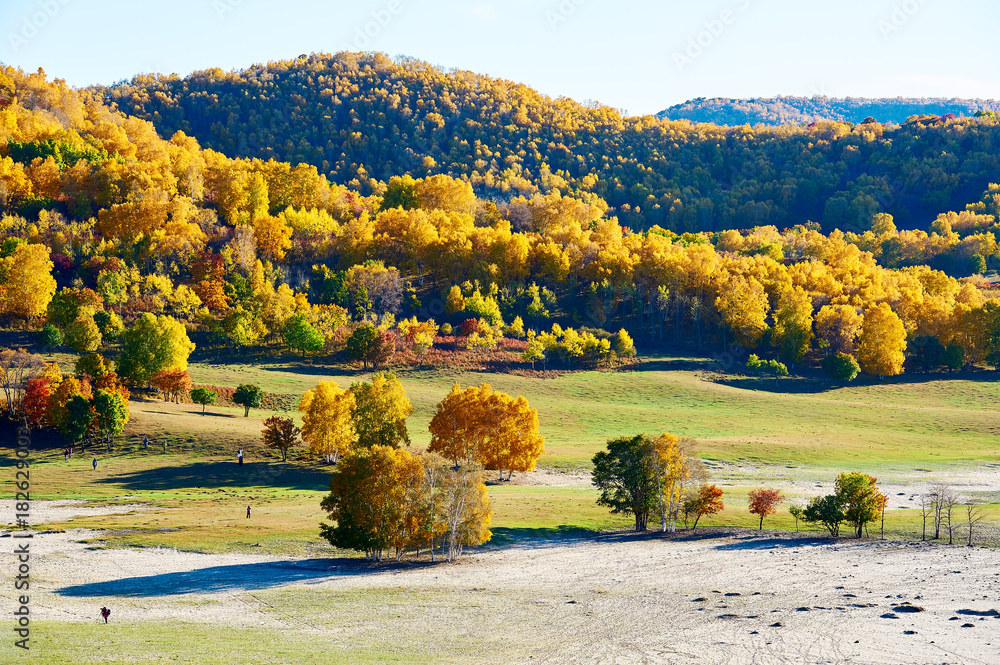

left=3, top=348, right=130, bottom=450
left=253, top=374, right=543, bottom=561
left=320, top=448, right=492, bottom=562
left=107, top=52, right=1000, bottom=235
left=591, top=433, right=721, bottom=532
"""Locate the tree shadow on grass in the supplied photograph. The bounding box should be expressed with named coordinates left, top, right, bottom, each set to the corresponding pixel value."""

left=141, top=409, right=240, bottom=419
left=638, top=357, right=719, bottom=373
left=714, top=367, right=1000, bottom=395
left=257, top=363, right=369, bottom=379
left=56, top=557, right=436, bottom=597
left=91, top=461, right=333, bottom=492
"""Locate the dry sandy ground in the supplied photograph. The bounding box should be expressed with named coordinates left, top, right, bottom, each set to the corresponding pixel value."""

left=5, top=502, right=1000, bottom=664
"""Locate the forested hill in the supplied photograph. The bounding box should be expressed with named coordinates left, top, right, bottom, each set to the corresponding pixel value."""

left=104, top=52, right=1000, bottom=233
left=657, top=97, right=1000, bottom=127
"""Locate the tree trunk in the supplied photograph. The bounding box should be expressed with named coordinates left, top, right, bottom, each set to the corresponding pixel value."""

left=759, top=515, right=763, bottom=530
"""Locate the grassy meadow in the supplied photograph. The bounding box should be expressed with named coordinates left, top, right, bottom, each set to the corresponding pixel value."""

left=7, top=351, right=1000, bottom=551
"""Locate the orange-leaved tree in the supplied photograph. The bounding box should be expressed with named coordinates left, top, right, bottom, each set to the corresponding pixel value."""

left=683, top=483, right=725, bottom=530
left=748, top=488, right=785, bottom=530
left=428, top=383, right=544, bottom=480
left=261, top=415, right=301, bottom=462
left=150, top=369, right=192, bottom=403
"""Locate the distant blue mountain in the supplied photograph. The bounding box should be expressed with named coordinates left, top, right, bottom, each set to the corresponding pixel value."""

left=657, top=97, right=1000, bottom=126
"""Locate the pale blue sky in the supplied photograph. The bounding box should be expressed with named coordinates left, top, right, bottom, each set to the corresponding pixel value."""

left=2, top=0, right=998, bottom=115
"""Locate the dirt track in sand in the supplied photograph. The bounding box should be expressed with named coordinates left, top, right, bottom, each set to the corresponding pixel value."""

left=7, top=503, right=1000, bottom=665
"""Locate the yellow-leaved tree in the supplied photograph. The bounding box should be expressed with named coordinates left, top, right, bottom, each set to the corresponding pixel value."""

left=770, top=286, right=814, bottom=364
left=479, top=393, right=545, bottom=481
left=319, top=444, right=426, bottom=562
left=0, top=243, right=56, bottom=320
left=715, top=274, right=770, bottom=349
left=299, top=380, right=356, bottom=464
left=650, top=433, right=700, bottom=533
left=856, top=302, right=907, bottom=377
left=252, top=213, right=293, bottom=263
left=350, top=372, right=413, bottom=449
left=816, top=304, right=863, bottom=355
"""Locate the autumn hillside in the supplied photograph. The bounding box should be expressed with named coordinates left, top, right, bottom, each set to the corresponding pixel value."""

left=104, top=52, right=1000, bottom=233
left=1, top=62, right=1000, bottom=391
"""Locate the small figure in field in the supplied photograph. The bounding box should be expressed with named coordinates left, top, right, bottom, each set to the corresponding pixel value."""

left=92, top=458, right=97, bottom=471
left=100, top=606, right=110, bottom=623
left=246, top=505, right=251, bottom=519
left=142, top=435, right=149, bottom=449
left=238, top=448, right=244, bottom=467
left=64, top=448, right=69, bottom=461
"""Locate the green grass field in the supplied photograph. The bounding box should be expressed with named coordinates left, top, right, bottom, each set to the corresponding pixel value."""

left=172, top=353, right=1000, bottom=471
left=9, top=352, right=999, bottom=552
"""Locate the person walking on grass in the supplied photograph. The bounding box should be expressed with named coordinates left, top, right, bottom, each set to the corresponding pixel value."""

left=92, top=458, right=97, bottom=471
left=246, top=505, right=251, bottom=519
left=100, top=607, right=110, bottom=623
left=238, top=447, right=244, bottom=467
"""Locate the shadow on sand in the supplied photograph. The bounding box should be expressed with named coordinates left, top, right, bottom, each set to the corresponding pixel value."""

left=715, top=536, right=835, bottom=550
left=56, top=558, right=437, bottom=597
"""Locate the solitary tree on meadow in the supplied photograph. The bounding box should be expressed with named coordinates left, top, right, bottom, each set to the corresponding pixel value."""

left=748, top=488, right=784, bottom=530
left=261, top=415, right=301, bottom=462
left=190, top=387, right=217, bottom=415
left=233, top=384, right=264, bottom=417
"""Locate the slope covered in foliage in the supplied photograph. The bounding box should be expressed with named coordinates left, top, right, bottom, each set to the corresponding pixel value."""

left=103, top=52, right=1000, bottom=233
left=658, top=96, right=1000, bottom=127
left=1, top=64, right=1000, bottom=392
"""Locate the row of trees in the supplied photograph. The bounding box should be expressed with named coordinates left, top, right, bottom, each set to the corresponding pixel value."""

left=592, top=447, right=992, bottom=547
left=290, top=374, right=546, bottom=479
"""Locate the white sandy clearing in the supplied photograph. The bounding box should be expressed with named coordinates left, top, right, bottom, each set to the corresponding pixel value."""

left=0, top=499, right=149, bottom=528
left=5, top=515, right=1000, bottom=664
